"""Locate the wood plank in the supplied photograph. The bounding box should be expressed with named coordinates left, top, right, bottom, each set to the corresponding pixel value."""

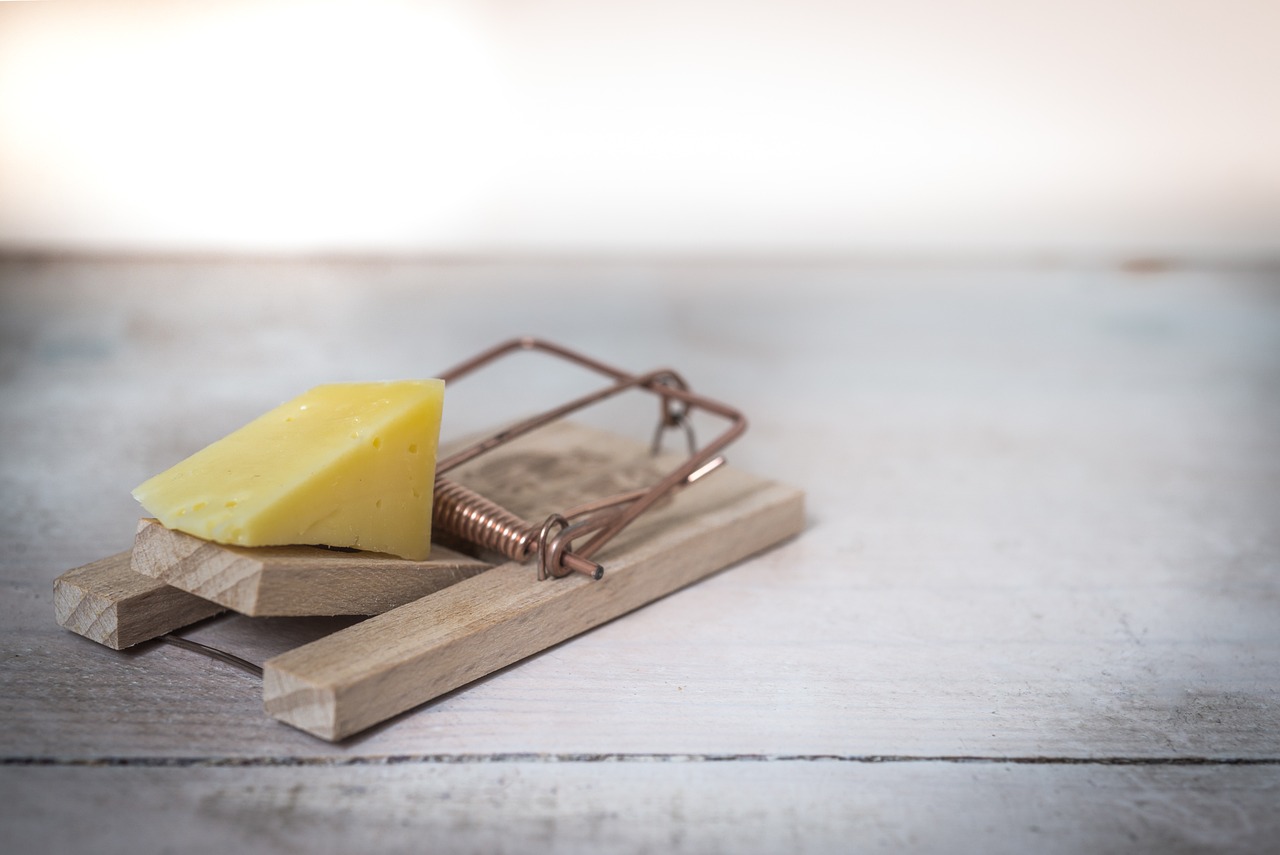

left=7, top=259, right=1280, bottom=855
left=130, top=518, right=492, bottom=616
left=13, top=546, right=1280, bottom=759
left=53, top=552, right=224, bottom=649
left=3, top=762, right=1277, bottom=854
left=264, top=462, right=804, bottom=740
left=4, top=263, right=1276, bottom=764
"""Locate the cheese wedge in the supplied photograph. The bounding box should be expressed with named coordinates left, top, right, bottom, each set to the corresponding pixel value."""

left=132, top=380, right=444, bottom=560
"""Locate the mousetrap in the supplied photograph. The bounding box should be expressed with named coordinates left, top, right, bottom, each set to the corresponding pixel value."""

left=54, top=339, right=805, bottom=741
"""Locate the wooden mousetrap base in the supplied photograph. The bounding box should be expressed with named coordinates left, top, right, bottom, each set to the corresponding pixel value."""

left=55, top=421, right=804, bottom=740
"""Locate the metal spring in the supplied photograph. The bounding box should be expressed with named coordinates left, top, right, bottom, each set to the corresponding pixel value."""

left=429, top=339, right=745, bottom=583
left=432, top=477, right=537, bottom=562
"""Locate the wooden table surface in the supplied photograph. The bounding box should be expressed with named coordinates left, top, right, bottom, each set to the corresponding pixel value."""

left=2, top=257, right=1277, bottom=853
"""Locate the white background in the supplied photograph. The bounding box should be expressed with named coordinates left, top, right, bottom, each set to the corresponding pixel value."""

left=2, top=0, right=1279, bottom=257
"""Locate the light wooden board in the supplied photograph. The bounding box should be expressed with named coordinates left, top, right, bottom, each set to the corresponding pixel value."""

left=264, top=423, right=805, bottom=739
left=3, top=762, right=1277, bottom=855
left=4, top=259, right=1280, bottom=853
left=130, top=518, right=492, bottom=616
left=10, top=559, right=1280, bottom=758
left=52, top=552, right=224, bottom=649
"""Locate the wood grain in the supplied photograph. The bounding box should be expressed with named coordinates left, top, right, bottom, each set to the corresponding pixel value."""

left=264, top=461, right=804, bottom=740
left=7, top=259, right=1280, bottom=853
left=130, top=518, right=492, bottom=616
left=53, top=552, right=224, bottom=649
left=5, top=762, right=1278, bottom=855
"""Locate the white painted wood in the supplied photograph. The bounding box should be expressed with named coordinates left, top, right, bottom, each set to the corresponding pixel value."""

left=2, top=258, right=1278, bottom=851
left=2, top=762, right=1277, bottom=855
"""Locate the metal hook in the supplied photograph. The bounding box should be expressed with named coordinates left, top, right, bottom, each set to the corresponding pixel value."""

left=651, top=409, right=697, bottom=458
left=537, top=514, right=603, bottom=580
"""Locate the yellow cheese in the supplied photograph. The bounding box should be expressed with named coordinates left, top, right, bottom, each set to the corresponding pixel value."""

left=132, top=380, right=445, bottom=560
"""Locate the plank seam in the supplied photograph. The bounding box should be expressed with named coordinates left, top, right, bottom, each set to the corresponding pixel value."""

left=4, top=754, right=1279, bottom=768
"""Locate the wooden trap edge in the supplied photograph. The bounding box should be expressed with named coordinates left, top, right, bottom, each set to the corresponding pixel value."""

left=53, top=552, right=225, bottom=650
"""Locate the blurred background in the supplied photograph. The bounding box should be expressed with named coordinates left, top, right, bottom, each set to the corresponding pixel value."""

left=2, top=0, right=1278, bottom=261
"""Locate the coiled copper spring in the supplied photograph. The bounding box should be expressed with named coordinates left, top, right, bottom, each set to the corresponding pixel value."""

left=432, top=476, right=603, bottom=578
left=432, top=477, right=536, bottom=563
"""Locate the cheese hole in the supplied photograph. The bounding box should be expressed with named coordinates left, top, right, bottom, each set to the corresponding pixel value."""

left=372, top=437, right=382, bottom=449
left=408, top=443, right=418, bottom=454
left=411, top=488, right=421, bottom=498
left=375, top=499, right=383, bottom=510
left=193, top=502, right=206, bottom=511
left=225, top=500, right=237, bottom=509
